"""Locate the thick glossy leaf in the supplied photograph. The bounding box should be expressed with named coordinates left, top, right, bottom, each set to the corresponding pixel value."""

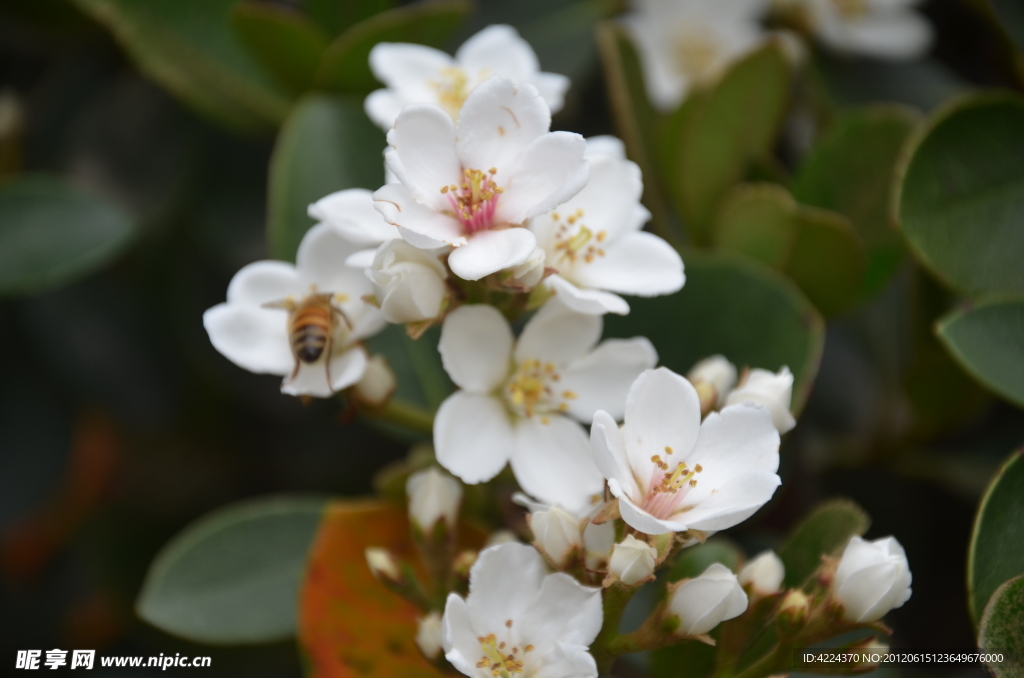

left=314, top=0, right=472, bottom=94
left=604, top=251, right=825, bottom=413
left=978, top=575, right=1024, bottom=678
left=302, top=0, right=391, bottom=38
left=937, top=297, right=1024, bottom=409
left=715, top=183, right=866, bottom=316
left=231, top=2, right=330, bottom=94
left=665, top=538, right=741, bottom=583
left=651, top=640, right=716, bottom=678
left=70, top=0, right=291, bottom=132
left=267, top=94, right=384, bottom=261
left=968, top=449, right=1024, bottom=623
left=991, top=0, right=1024, bottom=54
left=794, top=105, right=919, bottom=297
left=0, top=176, right=135, bottom=296
left=779, top=498, right=870, bottom=589
left=366, top=325, right=452, bottom=412
left=136, top=495, right=328, bottom=644
left=896, top=93, right=1024, bottom=295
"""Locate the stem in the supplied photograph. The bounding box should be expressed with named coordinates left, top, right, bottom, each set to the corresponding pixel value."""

left=591, top=586, right=637, bottom=674
left=368, top=399, right=435, bottom=435
left=731, top=643, right=791, bottom=678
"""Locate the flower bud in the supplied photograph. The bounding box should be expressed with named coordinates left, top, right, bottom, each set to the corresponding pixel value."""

left=529, top=506, right=583, bottom=568
left=369, top=239, right=447, bottom=324
left=738, top=550, right=785, bottom=597
left=583, top=519, right=615, bottom=571
left=365, top=547, right=402, bottom=584
left=485, top=529, right=519, bottom=546
left=415, top=612, right=444, bottom=660
left=351, top=354, right=396, bottom=408
left=505, top=247, right=546, bottom=290
left=452, top=549, right=477, bottom=578
left=776, top=589, right=810, bottom=631
left=668, top=563, right=748, bottom=636
left=687, top=355, right=737, bottom=409
left=609, top=535, right=657, bottom=586
left=406, top=467, right=462, bottom=533
left=726, top=366, right=796, bottom=433
left=832, top=536, right=912, bottom=623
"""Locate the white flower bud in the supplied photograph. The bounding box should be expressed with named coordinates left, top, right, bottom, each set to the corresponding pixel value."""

left=529, top=505, right=583, bottom=568
left=485, top=529, right=519, bottom=546
left=832, top=536, right=912, bottom=623
left=777, top=589, right=810, bottom=630
left=351, top=354, right=396, bottom=408
left=415, top=612, right=443, bottom=660
left=506, top=247, right=546, bottom=289
left=668, top=563, right=748, bottom=636
left=726, top=366, right=796, bottom=433
left=687, top=355, right=737, bottom=408
left=406, top=467, right=462, bottom=533
left=583, top=519, right=615, bottom=571
left=368, top=239, right=447, bottom=324
left=609, top=535, right=657, bottom=586
left=738, top=550, right=785, bottom=596
left=365, top=547, right=402, bottom=583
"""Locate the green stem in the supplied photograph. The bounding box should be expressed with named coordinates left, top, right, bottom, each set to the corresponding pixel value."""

left=369, top=399, right=435, bottom=435
left=731, top=643, right=791, bottom=678
left=591, top=586, right=637, bottom=674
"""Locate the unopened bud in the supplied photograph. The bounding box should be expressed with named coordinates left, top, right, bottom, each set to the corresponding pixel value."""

left=668, top=563, right=748, bottom=636
left=452, top=549, right=477, bottom=578
left=406, top=467, right=462, bottom=533
left=777, top=589, right=810, bottom=631
left=366, top=547, right=402, bottom=584
left=687, top=355, right=738, bottom=411
left=352, top=354, right=396, bottom=408
left=505, top=247, right=546, bottom=290
left=529, top=506, right=583, bottom=569
left=485, top=529, right=519, bottom=546
left=726, top=367, right=796, bottom=433
left=832, top=536, right=912, bottom=623
left=738, top=550, right=785, bottom=597
left=609, top=535, right=657, bottom=586
left=415, top=612, right=444, bottom=660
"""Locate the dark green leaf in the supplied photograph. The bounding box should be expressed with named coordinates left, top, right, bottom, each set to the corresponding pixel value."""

left=365, top=324, right=453, bottom=411
left=70, top=0, right=291, bottom=132
left=302, top=0, right=391, bottom=38
left=937, top=297, right=1024, bottom=408
left=896, top=93, right=1024, bottom=296
left=990, top=0, right=1024, bottom=54
left=267, top=94, right=384, bottom=261
left=136, top=495, right=328, bottom=644
left=651, top=639, right=716, bottom=678
left=0, top=176, right=135, bottom=296
left=978, top=575, right=1024, bottom=678
left=968, top=449, right=1024, bottom=623
left=779, top=498, right=870, bottom=589
left=665, top=538, right=741, bottom=583
left=230, top=2, right=330, bottom=94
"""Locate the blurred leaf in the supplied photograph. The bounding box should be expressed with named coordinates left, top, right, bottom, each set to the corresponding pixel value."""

left=990, top=0, right=1024, bottom=54
left=70, top=0, right=291, bottom=132
left=937, top=297, right=1024, bottom=408
left=968, top=449, right=1024, bottom=623
left=896, top=93, right=1024, bottom=296
left=651, top=639, right=716, bottom=678
left=231, top=2, right=330, bottom=95
left=136, top=495, right=328, bottom=644
left=978, top=574, right=1024, bottom=678
left=267, top=94, right=384, bottom=261
left=314, top=0, right=473, bottom=94
left=794, top=105, right=920, bottom=297
left=714, top=183, right=865, bottom=316
left=0, top=175, right=135, bottom=297
left=812, top=51, right=968, bottom=112
left=665, top=538, right=741, bottom=583
left=779, top=498, right=870, bottom=589
left=302, top=0, right=392, bottom=37
left=604, top=251, right=825, bottom=413
left=366, top=325, right=453, bottom=412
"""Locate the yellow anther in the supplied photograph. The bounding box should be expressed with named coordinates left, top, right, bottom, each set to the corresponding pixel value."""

left=596, top=230, right=607, bottom=242
left=694, top=463, right=703, bottom=473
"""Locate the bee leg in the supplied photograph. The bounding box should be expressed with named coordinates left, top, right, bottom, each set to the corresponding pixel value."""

left=323, top=334, right=334, bottom=393
left=290, top=359, right=301, bottom=381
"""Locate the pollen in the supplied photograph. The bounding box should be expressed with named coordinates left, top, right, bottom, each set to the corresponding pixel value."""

left=478, top=632, right=525, bottom=677
left=445, top=168, right=503, bottom=234
left=552, top=208, right=606, bottom=267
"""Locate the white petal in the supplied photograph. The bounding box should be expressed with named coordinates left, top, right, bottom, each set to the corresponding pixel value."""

left=226, top=261, right=301, bottom=306
left=685, top=403, right=781, bottom=493
left=515, top=298, right=602, bottom=366
left=455, top=75, right=550, bottom=175
left=439, top=304, right=514, bottom=392
left=618, top=493, right=686, bottom=535
left=496, top=132, right=589, bottom=224
left=441, top=594, right=479, bottom=675
left=546, top=275, right=631, bottom=315
left=553, top=153, right=646, bottom=242
left=344, top=248, right=378, bottom=269
left=307, top=188, right=398, bottom=245
left=467, top=543, right=547, bottom=634
left=374, top=182, right=463, bottom=245
left=434, top=391, right=515, bottom=484
left=455, top=25, right=539, bottom=84
left=590, top=410, right=640, bottom=499
left=369, top=42, right=455, bottom=100
left=584, top=135, right=626, bottom=160
left=511, top=416, right=604, bottom=516
left=386, top=104, right=462, bottom=211
left=296, top=223, right=374, bottom=307
left=281, top=345, right=368, bottom=397
left=203, top=304, right=292, bottom=375
left=532, top=643, right=599, bottom=678
left=560, top=338, right=658, bottom=422
left=622, top=15, right=689, bottom=111
left=572, top=231, right=685, bottom=297
left=670, top=471, right=781, bottom=532
left=364, top=89, right=405, bottom=130
left=448, top=228, right=536, bottom=281
left=530, top=72, right=571, bottom=115
left=522, top=572, right=603, bottom=646
left=818, top=9, right=932, bottom=59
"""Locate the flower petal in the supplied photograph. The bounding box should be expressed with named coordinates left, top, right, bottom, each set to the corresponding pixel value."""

left=522, top=572, right=603, bottom=646
left=439, top=304, right=514, bottom=392
left=441, top=594, right=479, bottom=676
left=203, top=304, right=292, bottom=375
left=515, top=298, right=602, bottom=366
left=296, top=223, right=374, bottom=310
left=434, top=391, right=515, bottom=484
left=510, top=415, right=604, bottom=516
left=533, top=643, right=598, bottom=678
left=496, top=131, right=589, bottom=224
left=685, top=403, right=781, bottom=490
left=552, top=153, right=647, bottom=241
left=590, top=410, right=640, bottom=499
left=572, top=231, right=684, bottom=297
left=618, top=493, right=686, bottom=535
left=308, top=188, right=398, bottom=245
left=584, top=135, right=626, bottom=160
left=455, top=75, right=550, bottom=175
left=374, top=182, right=463, bottom=245
left=448, top=228, right=536, bottom=281
left=363, top=89, right=405, bottom=130
left=369, top=42, right=455, bottom=99
left=386, top=104, right=462, bottom=211
left=530, top=72, right=571, bottom=114
left=455, top=24, right=539, bottom=83
left=560, top=338, right=658, bottom=422
left=226, top=261, right=301, bottom=306
left=670, top=471, right=781, bottom=532
left=281, top=345, right=369, bottom=397
left=546, top=274, right=631, bottom=315
left=466, top=543, right=547, bottom=634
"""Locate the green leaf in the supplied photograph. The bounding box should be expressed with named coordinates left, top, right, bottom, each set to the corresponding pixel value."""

left=267, top=94, right=385, bottom=261
left=302, top=0, right=391, bottom=38
left=714, top=183, right=866, bottom=316
left=314, top=0, right=472, bottom=95
left=665, top=538, right=741, bottom=583
left=70, top=0, right=291, bottom=132
left=968, top=449, right=1024, bottom=623
left=230, top=2, right=330, bottom=95
left=779, top=498, right=870, bottom=589
left=651, top=639, right=716, bottom=678
left=978, top=575, right=1024, bottom=678
left=794, top=105, right=920, bottom=297
left=990, top=0, right=1024, bottom=54
left=937, top=297, right=1024, bottom=408
left=604, top=251, right=825, bottom=413
left=896, top=93, right=1024, bottom=296
left=136, top=495, right=328, bottom=645
left=0, top=176, right=136, bottom=297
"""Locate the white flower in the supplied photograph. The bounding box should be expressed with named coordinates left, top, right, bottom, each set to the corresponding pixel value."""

left=622, top=0, right=770, bottom=111
left=530, top=136, right=684, bottom=315
left=442, top=543, right=602, bottom=678
left=591, top=367, right=781, bottom=536
left=307, top=188, right=399, bottom=269
left=687, top=355, right=738, bottom=408
left=417, top=612, right=444, bottom=660
left=435, top=301, right=657, bottom=510
left=368, top=239, right=448, bottom=324
left=374, top=74, right=589, bottom=281
left=351, top=354, right=396, bottom=408
left=668, top=562, right=748, bottom=635
left=799, top=0, right=932, bottom=60
left=513, top=492, right=615, bottom=571
left=365, top=24, right=570, bottom=129
left=725, top=367, right=796, bottom=434
left=738, top=550, right=785, bottom=596
left=203, top=224, right=385, bottom=397
left=609, top=535, right=658, bottom=586
left=832, top=536, right=912, bottom=623
left=407, top=467, right=463, bottom=532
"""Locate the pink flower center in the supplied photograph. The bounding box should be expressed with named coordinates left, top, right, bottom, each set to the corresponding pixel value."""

left=441, top=168, right=503, bottom=234
left=639, top=452, right=704, bottom=520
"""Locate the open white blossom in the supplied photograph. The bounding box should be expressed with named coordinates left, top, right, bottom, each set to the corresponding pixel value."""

left=435, top=301, right=657, bottom=509
left=796, top=0, right=932, bottom=60
left=368, top=239, right=448, bottom=324
left=203, top=224, right=384, bottom=397
left=442, top=543, right=602, bottom=678
left=365, top=24, right=570, bottom=130
left=623, top=0, right=770, bottom=111
left=529, top=136, right=684, bottom=315
left=374, top=74, right=589, bottom=281
left=591, top=367, right=781, bottom=535
left=738, top=550, right=785, bottom=596
left=307, top=188, right=399, bottom=270
left=833, top=536, right=912, bottom=623
left=726, top=366, right=796, bottom=434
left=668, top=563, right=748, bottom=635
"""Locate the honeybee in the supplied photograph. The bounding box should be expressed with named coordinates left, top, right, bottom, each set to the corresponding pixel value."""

left=263, top=293, right=351, bottom=389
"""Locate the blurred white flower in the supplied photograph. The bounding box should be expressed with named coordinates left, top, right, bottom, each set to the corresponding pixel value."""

left=832, top=536, right=912, bottom=623
left=738, top=550, right=785, bottom=596
left=203, top=224, right=384, bottom=397
left=365, top=24, right=570, bottom=129
left=374, top=75, right=589, bottom=281
left=726, top=366, right=796, bottom=434
left=687, top=354, right=738, bottom=409
left=591, top=367, right=781, bottom=535
left=351, top=354, right=396, bottom=408
left=609, top=535, right=658, bottom=586
left=798, top=0, right=932, bottom=60
left=307, top=188, right=399, bottom=269
left=368, top=239, right=448, bottom=324
left=407, top=467, right=462, bottom=533
left=365, top=547, right=402, bottom=584
left=669, top=563, right=749, bottom=635
left=442, top=543, right=602, bottom=678
left=530, top=136, right=684, bottom=315
left=416, top=612, right=444, bottom=660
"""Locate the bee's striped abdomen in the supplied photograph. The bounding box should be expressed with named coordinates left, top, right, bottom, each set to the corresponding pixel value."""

left=290, top=306, right=331, bottom=363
